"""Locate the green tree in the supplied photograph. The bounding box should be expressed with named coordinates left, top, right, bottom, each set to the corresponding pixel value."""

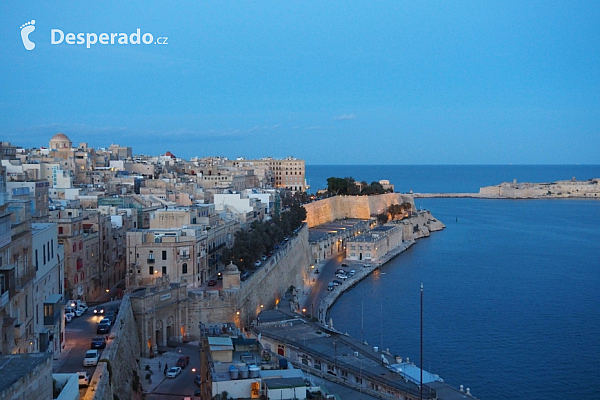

left=377, top=212, right=389, bottom=225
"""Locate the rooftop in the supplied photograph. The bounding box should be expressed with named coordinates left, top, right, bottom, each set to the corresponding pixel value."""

left=0, top=352, right=52, bottom=393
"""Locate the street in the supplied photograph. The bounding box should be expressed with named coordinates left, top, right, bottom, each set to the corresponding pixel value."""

left=54, top=301, right=121, bottom=397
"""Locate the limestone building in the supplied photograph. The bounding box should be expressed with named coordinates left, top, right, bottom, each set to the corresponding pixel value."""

left=232, top=157, right=306, bottom=192
left=345, top=223, right=403, bottom=262
left=126, top=226, right=207, bottom=287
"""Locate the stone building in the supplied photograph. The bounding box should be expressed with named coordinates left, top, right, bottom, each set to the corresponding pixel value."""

left=346, top=223, right=403, bottom=262
left=129, top=277, right=188, bottom=356
left=126, top=226, right=207, bottom=287
left=31, top=223, right=64, bottom=355
left=232, top=157, right=306, bottom=192
left=48, top=205, right=86, bottom=302
left=0, top=352, right=54, bottom=399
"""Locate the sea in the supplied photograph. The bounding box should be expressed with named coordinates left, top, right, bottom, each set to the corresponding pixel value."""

left=306, top=165, right=600, bottom=400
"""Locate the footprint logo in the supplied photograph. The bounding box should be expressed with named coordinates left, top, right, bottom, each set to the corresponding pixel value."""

left=20, top=20, right=36, bottom=50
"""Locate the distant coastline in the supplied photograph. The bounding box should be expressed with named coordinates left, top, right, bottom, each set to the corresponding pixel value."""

left=412, top=177, right=600, bottom=199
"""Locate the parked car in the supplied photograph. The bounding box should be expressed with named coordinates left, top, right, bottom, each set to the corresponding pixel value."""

left=66, top=306, right=83, bottom=317
left=104, top=313, right=116, bottom=325
left=166, top=366, right=182, bottom=378
left=254, top=260, right=261, bottom=267
left=176, top=356, right=190, bottom=368
left=363, top=263, right=371, bottom=268
left=78, top=371, right=90, bottom=387
left=65, top=313, right=73, bottom=323
left=99, top=317, right=112, bottom=326
left=70, top=300, right=88, bottom=312
left=83, top=350, right=100, bottom=366
left=336, top=274, right=348, bottom=280
left=194, top=375, right=202, bottom=387
left=261, top=255, right=267, bottom=261
left=335, top=268, right=346, bottom=274
left=97, top=323, right=111, bottom=334
left=93, top=306, right=106, bottom=315
left=327, top=282, right=334, bottom=291
left=349, top=270, right=356, bottom=276
left=332, top=280, right=342, bottom=286
left=207, top=279, right=217, bottom=286
left=341, top=263, right=349, bottom=267
left=91, top=337, right=107, bottom=349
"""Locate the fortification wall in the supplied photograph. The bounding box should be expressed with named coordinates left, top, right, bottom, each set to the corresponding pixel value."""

left=303, top=193, right=415, bottom=227
left=87, top=297, right=143, bottom=400
left=187, top=225, right=312, bottom=334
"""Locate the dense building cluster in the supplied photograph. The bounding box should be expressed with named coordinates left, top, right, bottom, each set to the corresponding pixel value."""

left=0, top=134, right=306, bottom=357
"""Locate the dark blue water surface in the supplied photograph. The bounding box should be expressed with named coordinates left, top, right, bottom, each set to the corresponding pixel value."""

left=306, top=166, right=600, bottom=400
left=307, top=164, right=600, bottom=194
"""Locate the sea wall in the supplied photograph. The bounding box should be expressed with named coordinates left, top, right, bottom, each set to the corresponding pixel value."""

left=86, top=297, right=143, bottom=400
left=303, top=193, right=415, bottom=227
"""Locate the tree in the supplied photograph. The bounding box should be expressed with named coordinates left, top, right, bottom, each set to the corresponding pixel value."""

left=377, top=212, right=389, bottom=225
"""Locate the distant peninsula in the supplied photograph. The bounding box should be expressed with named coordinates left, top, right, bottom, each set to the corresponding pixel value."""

left=413, top=177, right=600, bottom=199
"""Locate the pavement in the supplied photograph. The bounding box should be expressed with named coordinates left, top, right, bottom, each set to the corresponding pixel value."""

left=52, top=341, right=75, bottom=371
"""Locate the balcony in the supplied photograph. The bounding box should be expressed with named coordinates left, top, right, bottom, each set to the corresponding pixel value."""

left=15, top=267, right=36, bottom=291
left=147, top=258, right=155, bottom=264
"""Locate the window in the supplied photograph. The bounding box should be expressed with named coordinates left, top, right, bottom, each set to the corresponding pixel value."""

left=149, top=266, right=154, bottom=275
left=182, top=263, right=188, bottom=274
left=51, top=240, right=54, bottom=258
left=162, top=251, right=167, bottom=260
left=162, top=266, right=167, bottom=275
left=58, top=227, right=63, bottom=234
left=35, top=249, right=39, bottom=271
left=43, top=244, right=46, bottom=264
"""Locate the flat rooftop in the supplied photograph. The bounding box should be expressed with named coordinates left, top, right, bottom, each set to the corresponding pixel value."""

left=308, top=219, right=367, bottom=243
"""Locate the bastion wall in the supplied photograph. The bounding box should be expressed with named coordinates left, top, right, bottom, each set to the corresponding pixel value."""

left=87, top=297, right=143, bottom=400
left=303, top=193, right=415, bottom=227
left=187, top=225, right=312, bottom=336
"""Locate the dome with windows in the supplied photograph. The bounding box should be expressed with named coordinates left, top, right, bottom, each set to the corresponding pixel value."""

left=49, top=133, right=72, bottom=150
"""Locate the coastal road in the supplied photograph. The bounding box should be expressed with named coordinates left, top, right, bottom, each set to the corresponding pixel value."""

left=303, top=251, right=345, bottom=319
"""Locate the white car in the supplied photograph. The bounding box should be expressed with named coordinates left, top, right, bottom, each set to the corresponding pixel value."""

left=78, top=371, right=90, bottom=387
left=83, top=350, right=100, bottom=366
left=349, top=270, right=356, bottom=276
left=254, top=260, right=261, bottom=267
left=65, top=313, right=73, bottom=323
left=166, top=366, right=182, bottom=378
left=66, top=307, right=83, bottom=317
left=336, top=274, right=348, bottom=280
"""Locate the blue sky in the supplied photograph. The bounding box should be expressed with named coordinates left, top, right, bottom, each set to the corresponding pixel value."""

left=1, top=1, right=599, bottom=164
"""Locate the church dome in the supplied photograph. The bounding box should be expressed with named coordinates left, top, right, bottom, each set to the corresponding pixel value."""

left=49, top=133, right=72, bottom=149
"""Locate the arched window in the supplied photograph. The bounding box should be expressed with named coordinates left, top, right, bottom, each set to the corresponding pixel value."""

left=182, top=263, right=188, bottom=274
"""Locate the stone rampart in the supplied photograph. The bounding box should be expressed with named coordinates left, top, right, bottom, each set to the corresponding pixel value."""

left=187, top=225, right=312, bottom=334
left=86, top=296, right=143, bottom=400
left=303, top=193, right=415, bottom=227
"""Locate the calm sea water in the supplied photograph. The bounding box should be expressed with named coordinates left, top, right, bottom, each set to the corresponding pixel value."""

left=306, top=165, right=600, bottom=400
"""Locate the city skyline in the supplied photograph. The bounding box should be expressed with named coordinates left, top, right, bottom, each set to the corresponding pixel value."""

left=1, top=1, right=599, bottom=165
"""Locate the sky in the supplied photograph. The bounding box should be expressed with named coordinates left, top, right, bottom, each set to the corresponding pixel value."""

left=1, top=1, right=599, bottom=164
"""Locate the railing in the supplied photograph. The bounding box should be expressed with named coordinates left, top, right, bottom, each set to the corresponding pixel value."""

left=147, top=258, right=155, bottom=264
left=15, top=268, right=36, bottom=291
